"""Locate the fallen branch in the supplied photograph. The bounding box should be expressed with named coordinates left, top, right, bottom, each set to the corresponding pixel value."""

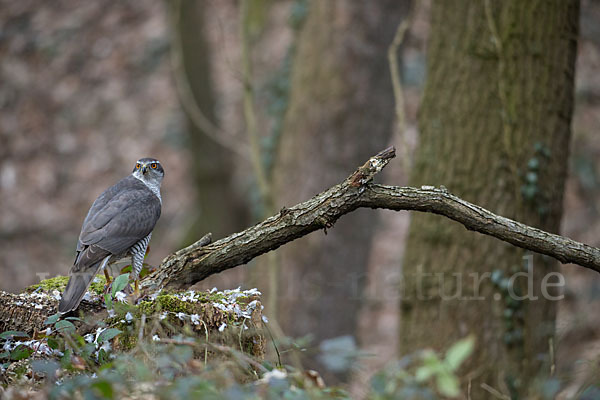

left=2, top=146, right=599, bottom=336
left=142, top=146, right=600, bottom=292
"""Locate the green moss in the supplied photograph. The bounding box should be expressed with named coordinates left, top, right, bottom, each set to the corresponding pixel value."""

left=136, top=291, right=235, bottom=315
left=27, top=276, right=70, bottom=293
left=89, top=276, right=108, bottom=295
left=116, top=325, right=138, bottom=351
left=27, top=275, right=107, bottom=295
left=138, top=294, right=195, bottom=315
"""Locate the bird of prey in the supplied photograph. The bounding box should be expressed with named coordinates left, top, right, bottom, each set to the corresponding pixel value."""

left=58, top=158, right=164, bottom=314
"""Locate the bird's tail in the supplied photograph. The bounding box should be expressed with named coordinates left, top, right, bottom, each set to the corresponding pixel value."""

left=58, top=257, right=107, bottom=314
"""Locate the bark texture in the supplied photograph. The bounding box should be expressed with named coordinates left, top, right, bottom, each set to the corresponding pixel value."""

left=272, top=0, right=410, bottom=368
left=401, top=0, right=579, bottom=397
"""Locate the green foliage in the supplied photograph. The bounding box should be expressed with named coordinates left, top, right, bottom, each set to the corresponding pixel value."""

left=369, top=336, right=475, bottom=399
left=0, top=331, right=28, bottom=340
left=491, top=265, right=526, bottom=346
left=55, top=320, right=76, bottom=334
left=521, top=142, right=552, bottom=216
left=12, top=287, right=585, bottom=398
left=111, top=273, right=130, bottom=297
left=10, top=345, right=33, bottom=361
left=97, top=328, right=121, bottom=344
left=0, top=321, right=479, bottom=399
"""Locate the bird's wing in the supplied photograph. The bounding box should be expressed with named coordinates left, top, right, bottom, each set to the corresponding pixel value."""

left=76, top=177, right=128, bottom=250
left=73, top=176, right=161, bottom=272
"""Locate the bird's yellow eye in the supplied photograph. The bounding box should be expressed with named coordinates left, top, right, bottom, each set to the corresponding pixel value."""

left=136, top=163, right=141, bottom=169
left=151, top=163, right=157, bottom=169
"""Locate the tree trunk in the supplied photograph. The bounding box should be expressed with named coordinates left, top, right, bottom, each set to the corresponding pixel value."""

left=401, top=0, right=579, bottom=398
left=176, top=0, right=249, bottom=242
left=174, top=1, right=249, bottom=290
left=273, top=0, right=410, bottom=376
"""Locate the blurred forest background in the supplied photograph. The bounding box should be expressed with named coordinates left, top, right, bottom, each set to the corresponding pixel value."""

left=2, top=0, right=600, bottom=397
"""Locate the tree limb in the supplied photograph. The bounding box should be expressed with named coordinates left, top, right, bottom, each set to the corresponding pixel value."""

left=142, top=146, right=600, bottom=292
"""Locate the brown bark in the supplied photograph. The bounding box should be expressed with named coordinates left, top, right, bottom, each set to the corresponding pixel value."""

left=401, top=0, right=579, bottom=397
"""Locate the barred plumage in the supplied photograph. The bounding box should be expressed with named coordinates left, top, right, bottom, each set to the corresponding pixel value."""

left=131, top=233, right=151, bottom=280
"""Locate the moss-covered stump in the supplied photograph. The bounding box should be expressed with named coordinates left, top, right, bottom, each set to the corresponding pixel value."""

left=0, top=276, right=266, bottom=361
left=0, top=276, right=106, bottom=334
left=108, top=288, right=267, bottom=359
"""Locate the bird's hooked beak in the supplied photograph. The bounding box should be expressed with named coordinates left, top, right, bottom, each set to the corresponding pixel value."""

left=142, top=165, right=148, bottom=175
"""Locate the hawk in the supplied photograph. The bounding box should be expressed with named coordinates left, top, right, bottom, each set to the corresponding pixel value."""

left=58, top=158, right=164, bottom=313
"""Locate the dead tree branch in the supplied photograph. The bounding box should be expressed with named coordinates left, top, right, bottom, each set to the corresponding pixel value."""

left=142, top=146, right=600, bottom=292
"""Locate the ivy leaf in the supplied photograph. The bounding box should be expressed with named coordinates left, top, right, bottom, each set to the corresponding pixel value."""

left=10, top=344, right=33, bottom=361
left=97, top=328, right=121, bottom=344
left=415, top=365, right=435, bottom=382
left=91, top=380, right=114, bottom=399
left=47, top=337, right=60, bottom=350
left=0, top=331, right=29, bottom=340
left=436, top=370, right=460, bottom=398
left=55, top=320, right=76, bottom=334
left=44, top=314, right=60, bottom=325
left=445, top=336, right=475, bottom=371
left=111, top=273, right=130, bottom=297
left=416, top=350, right=443, bottom=383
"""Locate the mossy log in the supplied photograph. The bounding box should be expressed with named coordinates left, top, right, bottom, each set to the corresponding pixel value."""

left=0, top=278, right=266, bottom=360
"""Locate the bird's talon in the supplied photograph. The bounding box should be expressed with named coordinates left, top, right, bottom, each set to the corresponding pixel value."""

left=104, top=269, right=112, bottom=284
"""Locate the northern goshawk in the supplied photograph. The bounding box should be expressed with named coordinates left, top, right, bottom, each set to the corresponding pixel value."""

left=58, top=158, right=164, bottom=313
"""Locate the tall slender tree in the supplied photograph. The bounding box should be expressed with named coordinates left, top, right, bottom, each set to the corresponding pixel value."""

left=401, top=1, right=579, bottom=397
left=273, top=0, right=410, bottom=374
left=175, top=0, right=248, bottom=241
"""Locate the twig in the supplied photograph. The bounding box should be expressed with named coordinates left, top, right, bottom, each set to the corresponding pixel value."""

left=387, top=2, right=416, bottom=174
left=138, top=313, right=146, bottom=343
left=481, top=383, right=511, bottom=400
left=207, top=343, right=268, bottom=374
left=549, top=337, right=555, bottom=376
left=199, top=319, right=209, bottom=365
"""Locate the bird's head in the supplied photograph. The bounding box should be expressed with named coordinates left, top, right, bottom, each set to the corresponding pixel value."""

left=132, top=158, right=164, bottom=185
